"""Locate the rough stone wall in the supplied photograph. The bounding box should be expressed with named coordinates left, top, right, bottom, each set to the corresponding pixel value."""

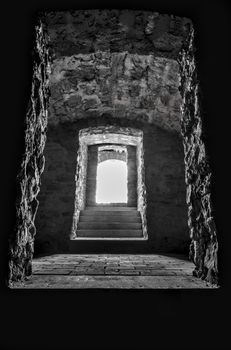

left=178, top=29, right=218, bottom=284
left=71, top=139, right=88, bottom=238
left=44, top=10, right=192, bottom=134
left=48, top=52, right=182, bottom=133
left=8, top=22, right=50, bottom=283
left=44, top=10, right=191, bottom=58
left=137, top=137, right=147, bottom=239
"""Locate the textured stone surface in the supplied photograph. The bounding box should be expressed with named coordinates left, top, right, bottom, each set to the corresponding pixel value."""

left=48, top=53, right=182, bottom=132
left=178, top=28, right=218, bottom=284
left=10, top=254, right=215, bottom=289
left=12, top=274, right=215, bottom=289
left=44, top=10, right=191, bottom=132
left=8, top=22, right=50, bottom=283
left=43, top=10, right=191, bottom=58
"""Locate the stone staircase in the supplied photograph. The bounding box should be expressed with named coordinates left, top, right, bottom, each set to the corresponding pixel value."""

left=76, top=206, right=143, bottom=238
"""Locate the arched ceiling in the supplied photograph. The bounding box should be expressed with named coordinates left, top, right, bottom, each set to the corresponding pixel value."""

left=44, top=10, right=192, bottom=133
left=48, top=53, right=183, bottom=132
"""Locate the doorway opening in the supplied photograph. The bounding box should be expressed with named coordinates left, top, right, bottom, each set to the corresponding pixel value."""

left=96, top=144, right=128, bottom=204
left=96, top=159, right=128, bottom=204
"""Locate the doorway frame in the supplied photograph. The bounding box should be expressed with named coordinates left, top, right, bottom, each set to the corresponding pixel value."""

left=71, top=126, right=148, bottom=240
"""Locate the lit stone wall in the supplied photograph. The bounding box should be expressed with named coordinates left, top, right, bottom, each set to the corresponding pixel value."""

left=45, top=9, right=191, bottom=133
left=48, top=52, right=182, bottom=132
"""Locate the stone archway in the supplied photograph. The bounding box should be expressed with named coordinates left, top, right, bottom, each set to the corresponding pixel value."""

left=71, top=126, right=147, bottom=240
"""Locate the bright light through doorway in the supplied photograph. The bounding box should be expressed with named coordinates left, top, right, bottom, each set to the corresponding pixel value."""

left=96, top=160, right=128, bottom=204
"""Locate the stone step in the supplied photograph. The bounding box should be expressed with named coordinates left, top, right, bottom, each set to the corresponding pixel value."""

left=78, top=222, right=142, bottom=229
left=81, top=211, right=140, bottom=216
left=76, top=229, right=143, bottom=238
left=85, top=206, right=137, bottom=211
left=80, top=215, right=142, bottom=222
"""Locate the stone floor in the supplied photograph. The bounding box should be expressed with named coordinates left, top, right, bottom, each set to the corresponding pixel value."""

left=11, top=254, right=216, bottom=289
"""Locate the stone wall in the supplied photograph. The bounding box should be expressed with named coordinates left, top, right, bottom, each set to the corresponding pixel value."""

left=86, top=145, right=98, bottom=206
left=8, top=21, right=50, bottom=283
left=144, top=123, right=188, bottom=251
left=178, top=28, right=218, bottom=284
left=48, top=52, right=182, bottom=132
left=127, top=146, right=138, bottom=207
left=43, top=10, right=191, bottom=58
left=71, top=137, right=88, bottom=238
left=34, top=123, right=77, bottom=254
left=44, top=9, right=191, bottom=137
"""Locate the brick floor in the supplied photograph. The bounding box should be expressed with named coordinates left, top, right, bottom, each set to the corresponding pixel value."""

left=11, top=254, right=217, bottom=289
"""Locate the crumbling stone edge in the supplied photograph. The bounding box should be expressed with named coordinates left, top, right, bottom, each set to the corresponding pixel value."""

left=8, top=19, right=51, bottom=287
left=178, top=26, right=219, bottom=286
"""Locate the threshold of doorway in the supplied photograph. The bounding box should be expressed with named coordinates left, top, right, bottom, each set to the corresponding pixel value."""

left=72, top=237, right=148, bottom=241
